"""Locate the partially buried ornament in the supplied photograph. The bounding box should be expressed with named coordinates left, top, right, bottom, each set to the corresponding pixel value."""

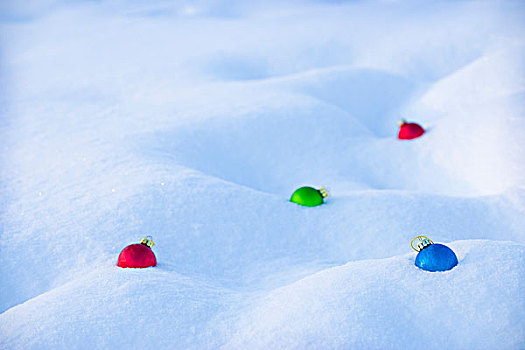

left=290, top=186, right=328, bottom=207
left=411, top=235, right=458, bottom=272
left=117, top=236, right=157, bottom=268
left=398, top=119, right=425, bottom=140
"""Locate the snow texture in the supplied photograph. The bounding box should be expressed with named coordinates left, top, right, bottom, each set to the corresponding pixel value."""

left=1, top=0, right=524, bottom=349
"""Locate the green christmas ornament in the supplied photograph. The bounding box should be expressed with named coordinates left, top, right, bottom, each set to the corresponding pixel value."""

left=290, top=186, right=328, bottom=207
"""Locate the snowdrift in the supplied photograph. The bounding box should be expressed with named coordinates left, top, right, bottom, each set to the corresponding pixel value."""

left=1, top=0, right=524, bottom=349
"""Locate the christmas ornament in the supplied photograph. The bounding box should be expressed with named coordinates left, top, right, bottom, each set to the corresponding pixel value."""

left=411, top=236, right=458, bottom=272
left=117, top=236, right=157, bottom=268
left=290, top=186, right=328, bottom=207
left=397, top=119, right=425, bottom=140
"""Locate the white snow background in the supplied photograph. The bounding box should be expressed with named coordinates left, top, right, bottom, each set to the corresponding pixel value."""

left=1, top=0, right=524, bottom=349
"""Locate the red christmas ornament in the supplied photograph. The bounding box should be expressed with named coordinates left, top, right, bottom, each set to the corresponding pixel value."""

left=117, top=236, right=157, bottom=268
left=397, top=119, right=425, bottom=140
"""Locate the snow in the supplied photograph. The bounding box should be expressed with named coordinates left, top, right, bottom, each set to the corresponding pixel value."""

left=1, top=0, right=524, bottom=349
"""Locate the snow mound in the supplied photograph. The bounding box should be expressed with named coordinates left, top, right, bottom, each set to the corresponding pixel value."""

left=1, top=241, right=523, bottom=349
left=0, top=266, right=232, bottom=349
left=227, top=240, right=525, bottom=350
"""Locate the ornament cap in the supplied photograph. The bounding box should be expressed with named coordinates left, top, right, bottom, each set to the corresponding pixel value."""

left=397, top=119, right=407, bottom=127
left=411, top=235, right=434, bottom=252
left=140, top=235, right=155, bottom=249
left=318, top=187, right=329, bottom=198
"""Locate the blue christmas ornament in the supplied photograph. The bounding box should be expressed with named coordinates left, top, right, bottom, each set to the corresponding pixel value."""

left=411, top=236, right=458, bottom=272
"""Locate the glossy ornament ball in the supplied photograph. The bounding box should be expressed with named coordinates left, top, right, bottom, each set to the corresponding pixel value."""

left=290, top=186, right=327, bottom=207
left=398, top=120, right=425, bottom=140
left=415, top=243, right=458, bottom=272
left=117, top=237, right=157, bottom=268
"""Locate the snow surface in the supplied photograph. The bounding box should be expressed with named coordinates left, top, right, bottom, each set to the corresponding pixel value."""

left=1, top=0, right=524, bottom=349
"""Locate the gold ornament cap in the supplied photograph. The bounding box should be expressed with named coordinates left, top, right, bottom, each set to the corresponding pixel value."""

left=140, top=235, right=155, bottom=248
left=318, top=187, right=329, bottom=198
left=411, top=235, right=434, bottom=252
